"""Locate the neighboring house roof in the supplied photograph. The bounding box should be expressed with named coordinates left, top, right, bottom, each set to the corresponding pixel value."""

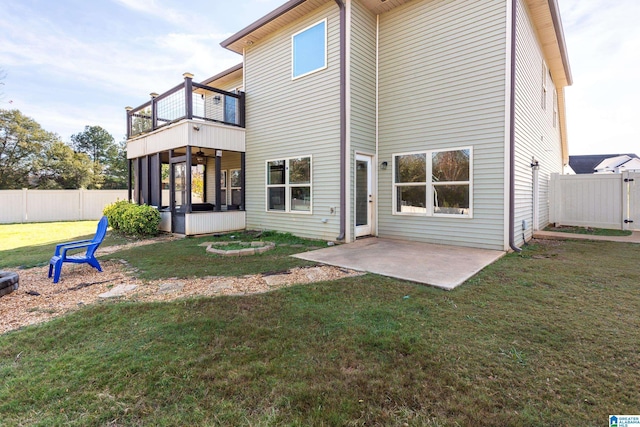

left=569, top=153, right=640, bottom=174
left=619, top=157, right=640, bottom=172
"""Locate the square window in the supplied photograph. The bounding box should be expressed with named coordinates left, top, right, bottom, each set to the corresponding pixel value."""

left=292, top=20, right=327, bottom=79
left=266, top=156, right=312, bottom=213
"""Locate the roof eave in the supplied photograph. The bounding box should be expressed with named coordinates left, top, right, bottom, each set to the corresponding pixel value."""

left=548, top=0, right=573, bottom=85
left=220, top=0, right=309, bottom=54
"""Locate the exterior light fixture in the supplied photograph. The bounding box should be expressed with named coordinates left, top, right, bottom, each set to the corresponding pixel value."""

left=195, top=150, right=206, bottom=165
left=380, top=161, right=388, bottom=170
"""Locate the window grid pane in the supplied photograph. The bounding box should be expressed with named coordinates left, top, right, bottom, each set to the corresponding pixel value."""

left=268, top=161, right=285, bottom=185
left=433, top=184, right=470, bottom=215
left=289, top=157, right=311, bottom=184
left=432, top=150, right=470, bottom=182
left=396, top=185, right=427, bottom=214
left=268, top=187, right=286, bottom=211
left=291, top=186, right=311, bottom=211
left=395, top=154, right=426, bottom=183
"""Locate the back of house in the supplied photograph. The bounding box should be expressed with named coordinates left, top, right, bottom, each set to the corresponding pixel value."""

left=126, top=0, right=572, bottom=252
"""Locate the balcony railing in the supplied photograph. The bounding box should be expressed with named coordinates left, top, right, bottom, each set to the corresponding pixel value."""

left=126, top=73, right=245, bottom=139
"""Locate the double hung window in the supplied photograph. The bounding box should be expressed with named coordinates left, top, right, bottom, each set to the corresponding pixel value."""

left=266, top=156, right=312, bottom=213
left=394, top=148, right=472, bottom=217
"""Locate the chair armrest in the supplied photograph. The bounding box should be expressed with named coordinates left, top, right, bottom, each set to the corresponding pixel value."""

left=54, top=239, right=93, bottom=256
left=60, top=242, right=95, bottom=258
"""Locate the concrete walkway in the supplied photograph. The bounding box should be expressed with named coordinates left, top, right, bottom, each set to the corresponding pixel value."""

left=533, top=230, right=640, bottom=243
left=293, top=238, right=505, bottom=290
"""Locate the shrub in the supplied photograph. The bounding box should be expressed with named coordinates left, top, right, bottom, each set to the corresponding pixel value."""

left=103, top=201, right=160, bottom=237
left=103, top=200, right=131, bottom=231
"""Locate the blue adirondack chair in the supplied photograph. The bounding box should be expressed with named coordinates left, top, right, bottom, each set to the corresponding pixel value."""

left=48, top=216, right=109, bottom=283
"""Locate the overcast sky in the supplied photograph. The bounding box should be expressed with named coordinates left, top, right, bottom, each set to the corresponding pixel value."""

left=1, top=0, right=638, bottom=155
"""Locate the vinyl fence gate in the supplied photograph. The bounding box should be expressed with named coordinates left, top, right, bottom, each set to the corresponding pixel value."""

left=549, top=172, right=640, bottom=231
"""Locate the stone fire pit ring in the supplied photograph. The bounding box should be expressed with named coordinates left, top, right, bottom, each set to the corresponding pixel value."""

left=0, top=271, right=19, bottom=298
left=205, top=241, right=276, bottom=257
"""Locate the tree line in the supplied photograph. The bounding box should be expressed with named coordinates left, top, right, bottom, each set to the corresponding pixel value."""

left=0, top=109, right=127, bottom=190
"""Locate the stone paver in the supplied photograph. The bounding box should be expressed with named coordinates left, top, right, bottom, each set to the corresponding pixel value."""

left=158, top=282, right=185, bottom=294
left=98, top=284, right=138, bottom=298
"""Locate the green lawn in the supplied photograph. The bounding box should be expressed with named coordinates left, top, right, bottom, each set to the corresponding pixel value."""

left=0, top=221, right=129, bottom=269
left=544, top=224, right=632, bottom=236
left=1, top=233, right=639, bottom=425
left=100, top=230, right=325, bottom=280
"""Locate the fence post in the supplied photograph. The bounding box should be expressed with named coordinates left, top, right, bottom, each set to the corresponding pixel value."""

left=22, top=188, right=28, bottom=223
left=549, top=173, right=559, bottom=225
left=622, top=172, right=630, bottom=230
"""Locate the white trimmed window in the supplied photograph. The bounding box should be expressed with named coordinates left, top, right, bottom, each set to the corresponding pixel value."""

left=292, top=20, right=327, bottom=79
left=394, top=148, right=472, bottom=217
left=266, top=156, right=312, bottom=213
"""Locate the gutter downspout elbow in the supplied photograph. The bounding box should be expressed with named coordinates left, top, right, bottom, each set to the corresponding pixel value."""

left=508, top=0, right=521, bottom=253
left=334, top=0, right=346, bottom=241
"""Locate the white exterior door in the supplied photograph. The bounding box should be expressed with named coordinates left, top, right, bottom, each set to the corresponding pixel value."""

left=355, top=154, right=373, bottom=237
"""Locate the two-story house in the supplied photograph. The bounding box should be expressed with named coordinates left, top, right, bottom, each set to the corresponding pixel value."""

left=126, top=0, right=571, bottom=252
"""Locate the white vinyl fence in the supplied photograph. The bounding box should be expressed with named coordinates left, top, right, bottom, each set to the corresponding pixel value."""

left=549, top=172, right=640, bottom=230
left=0, top=189, right=128, bottom=224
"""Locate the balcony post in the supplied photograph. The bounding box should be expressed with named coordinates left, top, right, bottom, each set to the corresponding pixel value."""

left=183, top=72, right=194, bottom=120
left=186, top=146, right=192, bottom=214
left=239, top=91, right=246, bottom=128
left=215, top=152, right=222, bottom=212
left=150, top=92, right=159, bottom=131
left=125, top=106, right=133, bottom=139
left=240, top=152, right=246, bottom=211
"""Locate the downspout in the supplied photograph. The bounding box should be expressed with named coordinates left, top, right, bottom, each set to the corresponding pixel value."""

left=508, top=0, right=521, bottom=252
left=335, top=0, right=346, bottom=241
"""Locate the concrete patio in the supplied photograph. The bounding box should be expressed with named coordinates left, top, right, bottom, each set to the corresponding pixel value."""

left=293, top=238, right=505, bottom=290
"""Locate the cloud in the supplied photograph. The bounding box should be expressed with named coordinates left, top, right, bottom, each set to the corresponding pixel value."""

left=110, top=0, right=192, bottom=27
left=560, top=0, right=640, bottom=154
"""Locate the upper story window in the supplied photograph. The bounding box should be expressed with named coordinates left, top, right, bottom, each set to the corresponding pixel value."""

left=292, top=19, right=327, bottom=80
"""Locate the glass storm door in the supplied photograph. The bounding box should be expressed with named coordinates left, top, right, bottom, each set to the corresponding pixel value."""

left=355, top=154, right=373, bottom=237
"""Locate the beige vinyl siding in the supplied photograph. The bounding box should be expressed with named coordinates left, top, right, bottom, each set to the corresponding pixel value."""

left=349, top=0, right=377, bottom=237
left=513, top=0, right=563, bottom=244
left=377, top=0, right=507, bottom=251
left=243, top=2, right=341, bottom=241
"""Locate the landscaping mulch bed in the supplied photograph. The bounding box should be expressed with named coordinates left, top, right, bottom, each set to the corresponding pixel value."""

left=0, top=240, right=362, bottom=335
